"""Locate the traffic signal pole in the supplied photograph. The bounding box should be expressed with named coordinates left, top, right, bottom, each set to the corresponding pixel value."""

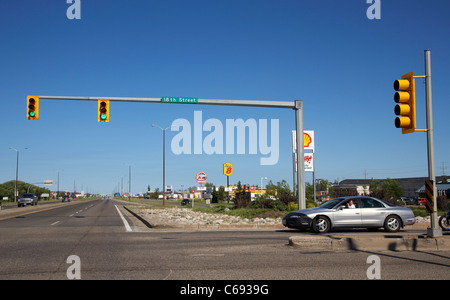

left=424, top=50, right=442, bottom=237
left=393, top=50, right=442, bottom=237
left=33, top=95, right=307, bottom=209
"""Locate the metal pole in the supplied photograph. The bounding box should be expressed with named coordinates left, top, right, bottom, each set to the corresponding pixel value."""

left=39, top=95, right=295, bottom=109
left=424, top=49, right=442, bottom=237
left=57, top=171, right=60, bottom=199
left=10, top=147, right=27, bottom=202
left=163, top=128, right=166, bottom=207
left=313, top=158, right=316, bottom=204
left=152, top=124, right=171, bottom=207
left=292, top=130, right=296, bottom=195
left=295, top=100, right=305, bottom=210
left=15, top=150, right=19, bottom=202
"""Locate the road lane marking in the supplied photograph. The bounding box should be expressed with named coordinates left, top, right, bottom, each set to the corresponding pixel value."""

left=190, top=254, right=225, bottom=257
left=114, top=205, right=132, bottom=232
left=51, top=221, right=60, bottom=226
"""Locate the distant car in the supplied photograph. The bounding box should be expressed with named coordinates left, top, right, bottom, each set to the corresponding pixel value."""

left=416, top=197, right=426, bottom=206
left=282, top=196, right=416, bottom=233
left=62, top=195, right=71, bottom=202
left=18, top=193, right=38, bottom=207
left=181, top=199, right=190, bottom=206
left=399, top=197, right=417, bottom=206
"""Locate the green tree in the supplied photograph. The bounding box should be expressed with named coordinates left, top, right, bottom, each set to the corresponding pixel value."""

left=370, top=178, right=403, bottom=204
left=0, top=180, right=51, bottom=201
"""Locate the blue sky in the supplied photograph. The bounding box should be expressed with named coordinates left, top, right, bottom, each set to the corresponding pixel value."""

left=1, top=0, right=449, bottom=195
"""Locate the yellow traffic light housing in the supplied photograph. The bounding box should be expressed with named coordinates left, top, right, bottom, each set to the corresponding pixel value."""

left=98, top=99, right=109, bottom=122
left=394, top=71, right=416, bottom=134
left=27, top=96, right=39, bottom=120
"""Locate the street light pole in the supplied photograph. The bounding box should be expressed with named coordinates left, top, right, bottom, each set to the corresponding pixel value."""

left=260, top=177, right=267, bottom=194
left=152, top=124, right=172, bottom=207
left=9, top=147, right=28, bottom=202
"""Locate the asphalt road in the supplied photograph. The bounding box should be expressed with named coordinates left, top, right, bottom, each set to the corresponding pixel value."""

left=0, top=198, right=449, bottom=281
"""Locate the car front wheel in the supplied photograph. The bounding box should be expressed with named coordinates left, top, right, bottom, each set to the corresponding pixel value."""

left=384, top=215, right=401, bottom=232
left=313, top=216, right=330, bottom=233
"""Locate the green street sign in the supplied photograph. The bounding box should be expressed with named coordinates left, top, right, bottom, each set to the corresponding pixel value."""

left=161, top=97, right=198, bottom=104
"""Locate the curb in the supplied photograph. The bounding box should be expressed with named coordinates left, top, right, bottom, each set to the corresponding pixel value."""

left=125, top=206, right=285, bottom=230
left=289, top=234, right=450, bottom=251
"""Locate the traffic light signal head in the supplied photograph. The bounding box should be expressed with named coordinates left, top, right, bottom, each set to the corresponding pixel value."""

left=394, top=71, right=416, bottom=134
left=27, top=96, right=39, bottom=120
left=98, top=99, right=109, bottom=122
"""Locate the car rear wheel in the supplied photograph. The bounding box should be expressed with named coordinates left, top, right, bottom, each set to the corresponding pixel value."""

left=313, top=216, right=330, bottom=233
left=384, top=215, right=401, bottom=232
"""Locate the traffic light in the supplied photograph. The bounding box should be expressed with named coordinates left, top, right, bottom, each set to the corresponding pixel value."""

left=394, top=71, right=416, bottom=134
left=27, top=96, right=39, bottom=120
left=98, top=99, right=109, bottom=122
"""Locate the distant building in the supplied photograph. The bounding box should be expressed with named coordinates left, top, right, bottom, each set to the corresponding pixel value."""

left=416, top=182, right=450, bottom=198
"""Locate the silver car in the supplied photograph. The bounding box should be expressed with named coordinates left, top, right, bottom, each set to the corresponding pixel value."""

left=282, top=196, right=416, bottom=233
left=18, top=193, right=38, bottom=207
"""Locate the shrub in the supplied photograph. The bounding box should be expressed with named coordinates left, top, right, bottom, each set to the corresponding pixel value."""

left=287, top=202, right=298, bottom=211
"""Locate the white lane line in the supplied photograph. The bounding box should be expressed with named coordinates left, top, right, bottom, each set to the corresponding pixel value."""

left=114, top=205, right=132, bottom=232
left=51, top=221, right=60, bottom=226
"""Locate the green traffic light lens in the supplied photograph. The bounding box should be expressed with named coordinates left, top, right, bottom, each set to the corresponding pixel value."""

left=101, top=114, right=107, bottom=120
left=29, top=111, right=35, bottom=117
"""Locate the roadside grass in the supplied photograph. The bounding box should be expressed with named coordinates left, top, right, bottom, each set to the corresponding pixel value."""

left=409, top=206, right=444, bottom=217
left=192, top=205, right=285, bottom=219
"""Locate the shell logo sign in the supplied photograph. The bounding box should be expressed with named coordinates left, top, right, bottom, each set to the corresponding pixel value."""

left=292, top=130, right=314, bottom=151
left=304, top=132, right=312, bottom=148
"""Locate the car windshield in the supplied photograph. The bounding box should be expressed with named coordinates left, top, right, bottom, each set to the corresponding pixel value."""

left=319, top=198, right=345, bottom=209
left=21, top=194, right=34, bottom=197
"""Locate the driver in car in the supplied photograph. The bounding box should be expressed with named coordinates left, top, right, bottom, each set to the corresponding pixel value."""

left=346, top=199, right=356, bottom=209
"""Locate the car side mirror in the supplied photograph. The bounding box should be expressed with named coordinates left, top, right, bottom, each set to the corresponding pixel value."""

left=337, top=205, right=345, bottom=211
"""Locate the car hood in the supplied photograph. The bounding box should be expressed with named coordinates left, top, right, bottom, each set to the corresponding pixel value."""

left=292, top=207, right=331, bottom=216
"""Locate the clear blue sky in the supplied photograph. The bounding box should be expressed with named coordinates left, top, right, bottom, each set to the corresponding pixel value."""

left=1, top=0, right=449, bottom=195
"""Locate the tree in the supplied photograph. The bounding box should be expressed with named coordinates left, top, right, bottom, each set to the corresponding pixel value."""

left=265, top=179, right=294, bottom=205
left=0, top=180, right=51, bottom=201
left=381, top=178, right=403, bottom=200
left=212, top=186, right=226, bottom=203
left=369, top=178, right=403, bottom=204
left=232, top=181, right=251, bottom=208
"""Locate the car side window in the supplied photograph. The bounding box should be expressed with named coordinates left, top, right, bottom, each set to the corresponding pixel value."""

left=361, top=198, right=383, bottom=208
left=343, top=199, right=359, bottom=208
